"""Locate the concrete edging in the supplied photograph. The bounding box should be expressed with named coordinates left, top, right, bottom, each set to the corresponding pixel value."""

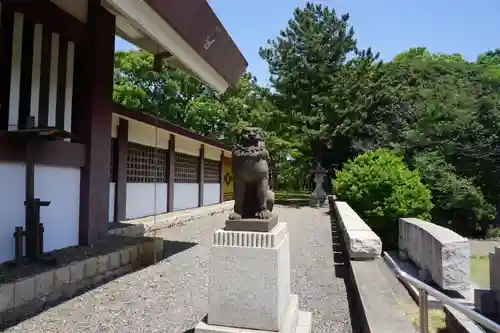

left=444, top=305, right=486, bottom=333
left=331, top=214, right=414, bottom=333
left=346, top=258, right=417, bottom=333
left=109, top=201, right=235, bottom=237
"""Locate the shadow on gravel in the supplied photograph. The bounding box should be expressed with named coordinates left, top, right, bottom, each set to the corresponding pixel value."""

left=330, top=213, right=362, bottom=333
left=162, top=240, right=197, bottom=259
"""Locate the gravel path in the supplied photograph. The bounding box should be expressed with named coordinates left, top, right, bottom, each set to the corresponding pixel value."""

left=4, top=206, right=352, bottom=333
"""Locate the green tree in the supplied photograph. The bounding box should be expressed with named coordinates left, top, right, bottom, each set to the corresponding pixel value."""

left=334, top=149, right=433, bottom=248
left=412, top=151, right=495, bottom=237
left=259, top=2, right=358, bottom=166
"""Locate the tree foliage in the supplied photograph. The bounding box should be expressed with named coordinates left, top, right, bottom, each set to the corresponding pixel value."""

left=412, top=152, right=495, bottom=237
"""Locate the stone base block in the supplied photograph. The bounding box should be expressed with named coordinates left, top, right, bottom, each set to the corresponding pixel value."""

left=195, top=295, right=312, bottom=333
left=209, top=223, right=291, bottom=330
left=309, top=197, right=326, bottom=207
left=474, top=289, right=497, bottom=316
left=225, top=215, right=278, bottom=232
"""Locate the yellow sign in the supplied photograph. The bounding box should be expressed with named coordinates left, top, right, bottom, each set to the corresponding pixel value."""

left=223, top=161, right=234, bottom=201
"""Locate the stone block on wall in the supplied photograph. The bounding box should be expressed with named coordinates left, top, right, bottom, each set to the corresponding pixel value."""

left=489, top=249, right=500, bottom=292
left=334, top=201, right=382, bottom=260
left=399, top=218, right=470, bottom=291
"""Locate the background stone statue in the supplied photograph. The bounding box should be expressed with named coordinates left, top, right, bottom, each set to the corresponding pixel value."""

left=310, top=161, right=327, bottom=207
left=228, top=127, right=275, bottom=220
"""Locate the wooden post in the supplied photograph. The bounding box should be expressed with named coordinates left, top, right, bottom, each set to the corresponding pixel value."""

left=75, top=0, right=115, bottom=245
left=167, top=134, right=175, bottom=212
left=219, top=150, right=224, bottom=203
left=198, top=144, right=205, bottom=207
left=114, top=118, right=128, bottom=222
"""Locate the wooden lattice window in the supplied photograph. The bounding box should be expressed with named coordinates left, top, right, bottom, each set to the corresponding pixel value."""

left=110, top=138, right=116, bottom=182
left=204, top=159, right=220, bottom=183
left=126, top=142, right=167, bottom=183
left=174, top=153, right=199, bottom=183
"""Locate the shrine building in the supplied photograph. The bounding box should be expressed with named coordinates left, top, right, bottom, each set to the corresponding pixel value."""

left=0, top=0, right=244, bottom=264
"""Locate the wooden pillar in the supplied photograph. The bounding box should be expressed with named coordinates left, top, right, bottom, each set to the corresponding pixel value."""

left=167, top=134, right=175, bottom=212
left=74, top=0, right=115, bottom=245
left=219, top=151, right=224, bottom=203
left=198, top=144, right=205, bottom=207
left=114, top=118, right=128, bottom=222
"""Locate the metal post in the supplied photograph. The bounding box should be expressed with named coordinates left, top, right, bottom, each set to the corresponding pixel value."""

left=419, top=288, right=429, bottom=333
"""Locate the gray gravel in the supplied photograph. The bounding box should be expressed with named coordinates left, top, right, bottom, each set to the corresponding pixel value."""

left=4, top=206, right=352, bottom=333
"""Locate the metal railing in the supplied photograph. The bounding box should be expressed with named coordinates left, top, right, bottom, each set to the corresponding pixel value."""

left=384, top=253, right=500, bottom=333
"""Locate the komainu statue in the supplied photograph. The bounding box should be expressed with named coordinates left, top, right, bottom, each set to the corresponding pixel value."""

left=228, top=127, right=275, bottom=220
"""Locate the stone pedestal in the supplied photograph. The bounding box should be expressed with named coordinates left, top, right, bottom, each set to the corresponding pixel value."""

left=309, top=197, right=326, bottom=208
left=195, top=223, right=312, bottom=333
left=225, top=215, right=278, bottom=232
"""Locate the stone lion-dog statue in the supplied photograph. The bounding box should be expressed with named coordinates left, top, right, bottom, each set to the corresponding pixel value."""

left=228, top=127, right=275, bottom=220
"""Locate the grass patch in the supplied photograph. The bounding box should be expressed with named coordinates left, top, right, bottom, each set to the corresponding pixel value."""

left=273, top=191, right=311, bottom=207
left=274, top=190, right=309, bottom=200
left=470, top=255, right=490, bottom=288
left=396, top=297, right=447, bottom=333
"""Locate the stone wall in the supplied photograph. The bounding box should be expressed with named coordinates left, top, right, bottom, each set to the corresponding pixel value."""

left=334, top=201, right=382, bottom=260
left=0, top=238, right=160, bottom=325
left=399, top=218, right=470, bottom=291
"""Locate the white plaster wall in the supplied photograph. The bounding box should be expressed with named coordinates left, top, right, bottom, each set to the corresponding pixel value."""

left=0, top=163, right=81, bottom=263
left=126, top=116, right=171, bottom=149
left=109, top=182, right=115, bottom=223
left=203, top=183, right=220, bottom=206
left=125, top=183, right=168, bottom=220
left=173, top=183, right=199, bottom=211
left=205, top=145, right=221, bottom=161
left=175, top=135, right=201, bottom=156
left=0, top=163, right=26, bottom=263
left=35, top=165, right=80, bottom=253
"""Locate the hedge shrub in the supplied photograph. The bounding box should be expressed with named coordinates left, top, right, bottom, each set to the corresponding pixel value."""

left=334, top=148, right=433, bottom=248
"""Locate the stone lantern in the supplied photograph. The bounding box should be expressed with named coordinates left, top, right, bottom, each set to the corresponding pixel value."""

left=310, top=162, right=327, bottom=207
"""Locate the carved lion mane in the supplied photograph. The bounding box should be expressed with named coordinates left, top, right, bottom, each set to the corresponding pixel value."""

left=232, top=127, right=269, bottom=160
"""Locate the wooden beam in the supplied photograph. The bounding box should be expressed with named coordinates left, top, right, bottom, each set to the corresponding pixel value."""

left=198, top=144, right=205, bottom=207
left=167, top=134, right=175, bottom=212
left=114, top=118, right=128, bottom=222
left=219, top=150, right=224, bottom=203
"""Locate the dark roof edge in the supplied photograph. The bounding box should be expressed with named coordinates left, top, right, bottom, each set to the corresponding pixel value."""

left=113, top=103, right=233, bottom=152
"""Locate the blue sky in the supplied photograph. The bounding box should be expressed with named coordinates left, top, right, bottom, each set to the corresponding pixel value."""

left=115, top=0, right=500, bottom=84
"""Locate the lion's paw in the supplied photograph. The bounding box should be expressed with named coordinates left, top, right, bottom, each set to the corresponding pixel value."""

left=256, top=210, right=273, bottom=219
left=228, top=212, right=242, bottom=220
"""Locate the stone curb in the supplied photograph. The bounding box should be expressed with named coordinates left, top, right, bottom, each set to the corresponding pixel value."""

left=109, top=201, right=235, bottom=237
